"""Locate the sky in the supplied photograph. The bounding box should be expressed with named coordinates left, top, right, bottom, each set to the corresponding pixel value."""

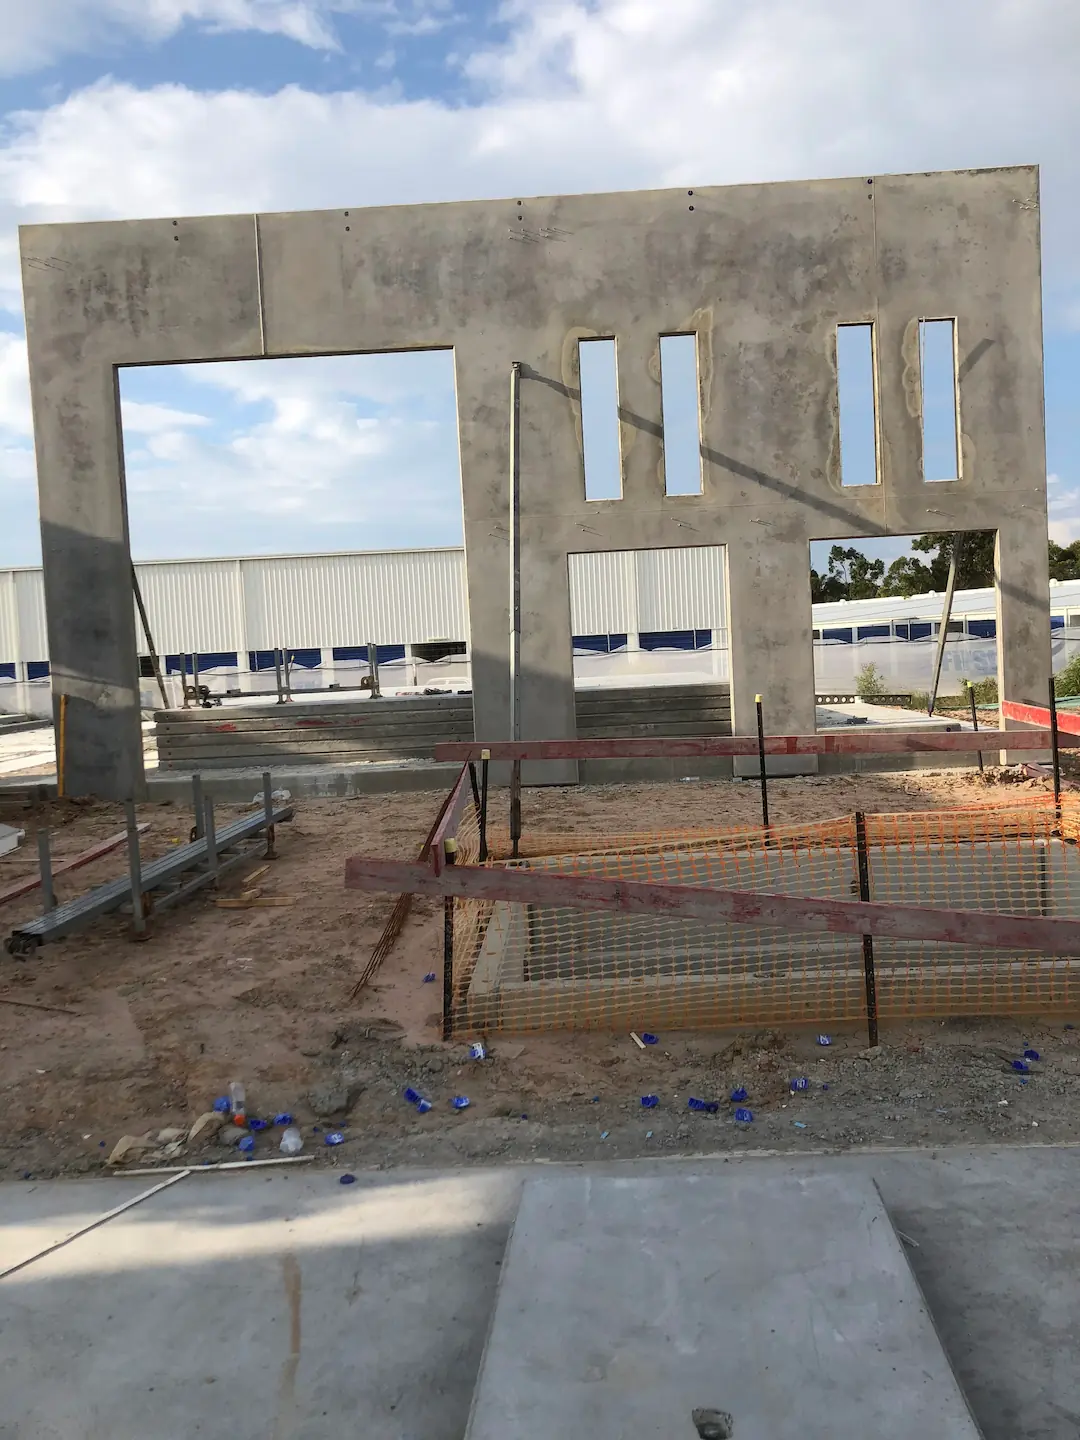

left=0, top=0, right=1079, bottom=568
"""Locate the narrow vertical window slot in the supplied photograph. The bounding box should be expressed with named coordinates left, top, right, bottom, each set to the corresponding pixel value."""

left=837, top=323, right=879, bottom=487
left=659, top=333, right=703, bottom=495
left=579, top=338, right=622, bottom=500
left=920, top=318, right=960, bottom=482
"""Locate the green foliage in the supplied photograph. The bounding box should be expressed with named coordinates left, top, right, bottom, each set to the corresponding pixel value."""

left=1049, top=540, right=1080, bottom=582
left=968, top=677, right=999, bottom=705
left=811, top=545, right=884, bottom=602
left=815, top=530, right=999, bottom=602
left=1055, top=655, right=1080, bottom=700
left=855, top=663, right=887, bottom=700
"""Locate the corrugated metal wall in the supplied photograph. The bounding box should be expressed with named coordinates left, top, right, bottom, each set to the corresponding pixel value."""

left=0, top=545, right=726, bottom=663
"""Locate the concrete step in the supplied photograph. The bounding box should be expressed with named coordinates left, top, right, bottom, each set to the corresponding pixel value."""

left=465, top=1172, right=981, bottom=1440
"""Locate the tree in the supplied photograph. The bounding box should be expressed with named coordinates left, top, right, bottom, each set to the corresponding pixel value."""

left=811, top=544, right=884, bottom=602
left=879, top=530, right=995, bottom=597
left=1049, top=539, right=1080, bottom=581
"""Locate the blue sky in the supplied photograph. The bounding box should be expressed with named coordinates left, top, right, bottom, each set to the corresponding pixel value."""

left=0, top=0, right=1079, bottom=569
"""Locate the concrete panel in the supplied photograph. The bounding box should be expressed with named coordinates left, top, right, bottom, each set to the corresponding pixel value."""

left=21, top=167, right=1049, bottom=797
left=465, top=1172, right=981, bottom=1438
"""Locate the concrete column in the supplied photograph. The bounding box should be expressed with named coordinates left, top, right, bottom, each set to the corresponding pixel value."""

left=35, top=359, right=144, bottom=798
left=726, top=533, right=817, bottom=775
left=996, top=516, right=1052, bottom=756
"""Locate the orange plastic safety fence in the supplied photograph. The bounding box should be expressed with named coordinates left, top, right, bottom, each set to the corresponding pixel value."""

left=443, top=793, right=1080, bottom=1037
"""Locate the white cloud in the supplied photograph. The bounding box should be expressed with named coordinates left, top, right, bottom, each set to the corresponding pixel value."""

left=0, top=331, right=31, bottom=435
left=120, top=399, right=212, bottom=434
left=1, top=0, right=1079, bottom=558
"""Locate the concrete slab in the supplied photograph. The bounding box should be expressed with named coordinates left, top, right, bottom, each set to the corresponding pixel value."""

left=465, top=1172, right=981, bottom=1439
left=0, top=1148, right=1077, bottom=1439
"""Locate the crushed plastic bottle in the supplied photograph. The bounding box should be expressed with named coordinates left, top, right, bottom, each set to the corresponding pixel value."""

left=729, top=1087, right=748, bottom=1103
left=273, top=1113, right=294, bottom=1127
left=325, top=1131, right=345, bottom=1145
left=423, top=972, right=437, bottom=983
left=451, top=1096, right=471, bottom=1110
left=228, top=1081, right=247, bottom=1126
left=213, top=1095, right=231, bottom=1114
left=734, top=1107, right=754, bottom=1124
left=248, top=1118, right=269, bottom=1132
left=415, top=1099, right=433, bottom=1114
left=469, top=1042, right=487, bottom=1060
left=279, top=1126, right=303, bottom=1155
left=403, top=1087, right=423, bottom=1105
left=1012, top=1060, right=1030, bottom=1073
left=641, top=1095, right=659, bottom=1108
left=790, top=1077, right=810, bottom=1092
left=237, top=1134, right=255, bottom=1153
left=339, top=1173, right=357, bottom=1185
left=1024, top=1049, right=1041, bottom=1061
left=817, top=1035, right=832, bottom=1046
left=641, top=1033, right=659, bottom=1045
left=687, top=1097, right=719, bottom=1113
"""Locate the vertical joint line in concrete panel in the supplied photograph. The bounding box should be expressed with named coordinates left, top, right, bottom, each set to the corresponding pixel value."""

left=253, top=214, right=267, bottom=357
left=919, top=319, right=960, bottom=483
left=836, top=323, right=880, bottom=488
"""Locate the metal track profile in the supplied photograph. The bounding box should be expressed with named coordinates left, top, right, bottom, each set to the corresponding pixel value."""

left=5, top=802, right=294, bottom=956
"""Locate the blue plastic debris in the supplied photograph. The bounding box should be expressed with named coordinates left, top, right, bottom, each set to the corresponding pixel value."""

left=591, top=1096, right=600, bottom=1103
left=423, top=972, right=437, bottom=983
left=213, top=1096, right=230, bottom=1114
left=248, top=1118, right=269, bottom=1132
left=313, top=1125, right=322, bottom=1133
left=734, top=1108, right=754, bottom=1124
left=1024, top=1049, right=1041, bottom=1061
left=469, top=1042, right=487, bottom=1060
left=822, top=1084, right=830, bottom=1091
left=238, top=1135, right=255, bottom=1153
left=817, top=1035, right=832, bottom=1046
left=339, top=1174, right=357, bottom=1185
left=273, top=1113, right=293, bottom=1127
left=98, top=1140, right=106, bottom=1148
left=451, top=1096, right=471, bottom=1110
left=641, top=1033, right=659, bottom=1045
left=790, top=1077, right=810, bottom=1092
left=687, top=1097, right=719, bottom=1113
left=600, top=1131, right=610, bottom=1140
left=729, top=1087, right=748, bottom=1103
left=1012, top=1060, right=1030, bottom=1073
left=793, top=1121, right=807, bottom=1129
left=415, top=1099, right=433, bottom=1115
left=403, top=1087, right=422, bottom=1105
left=325, top=1131, right=346, bottom=1145
left=641, top=1095, right=659, bottom=1108
left=645, top=1130, right=654, bottom=1139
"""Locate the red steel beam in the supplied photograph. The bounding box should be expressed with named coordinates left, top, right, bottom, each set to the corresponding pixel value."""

left=0, top=823, right=150, bottom=910
left=433, top=729, right=1064, bottom=763
left=430, top=762, right=474, bottom=874
left=344, top=856, right=1080, bottom=956
left=1003, top=699, right=1080, bottom=736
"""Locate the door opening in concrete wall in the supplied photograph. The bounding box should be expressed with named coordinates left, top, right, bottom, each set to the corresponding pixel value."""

left=116, top=350, right=465, bottom=707
left=809, top=532, right=1012, bottom=705
left=567, top=545, right=729, bottom=691
left=920, top=319, right=960, bottom=482
left=836, top=324, right=879, bottom=487
left=659, top=334, right=703, bottom=496
left=578, top=338, right=622, bottom=501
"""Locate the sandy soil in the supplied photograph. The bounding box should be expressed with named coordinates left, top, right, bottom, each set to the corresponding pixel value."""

left=1, top=766, right=1077, bottom=1181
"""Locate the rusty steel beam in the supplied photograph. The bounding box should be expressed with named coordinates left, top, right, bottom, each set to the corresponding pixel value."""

left=433, top=729, right=1064, bottom=763
left=1003, top=699, right=1080, bottom=736
left=344, top=856, right=1080, bottom=956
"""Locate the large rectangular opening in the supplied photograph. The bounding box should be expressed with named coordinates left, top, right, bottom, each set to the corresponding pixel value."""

left=568, top=545, right=729, bottom=692
left=117, top=350, right=466, bottom=709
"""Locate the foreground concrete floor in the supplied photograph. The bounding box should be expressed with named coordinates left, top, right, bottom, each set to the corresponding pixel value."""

left=1, top=1146, right=1078, bottom=1439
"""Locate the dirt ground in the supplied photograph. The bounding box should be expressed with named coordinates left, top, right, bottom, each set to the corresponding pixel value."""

left=1, top=765, right=1078, bottom=1181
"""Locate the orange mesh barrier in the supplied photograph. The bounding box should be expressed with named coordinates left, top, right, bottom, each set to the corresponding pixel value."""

left=440, top=793, right=1080, bottom=1037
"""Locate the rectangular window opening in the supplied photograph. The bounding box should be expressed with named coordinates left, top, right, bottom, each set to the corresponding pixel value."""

left=837, top=324, right=879, bottom=487
left=920, top=319, right=960, bottom=482
left=579, top=338, right=622, bottom=501
left=659, top=334, right=703, bottom=496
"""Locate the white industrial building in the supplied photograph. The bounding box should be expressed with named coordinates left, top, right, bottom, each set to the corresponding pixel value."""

left=2, top=545, right=1077, bottom=718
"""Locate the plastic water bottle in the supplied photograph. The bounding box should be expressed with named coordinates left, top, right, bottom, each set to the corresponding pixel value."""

left=279, top=1126, right=303, bottom=1155
left=228, top=1080, right=247, bottom=1126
